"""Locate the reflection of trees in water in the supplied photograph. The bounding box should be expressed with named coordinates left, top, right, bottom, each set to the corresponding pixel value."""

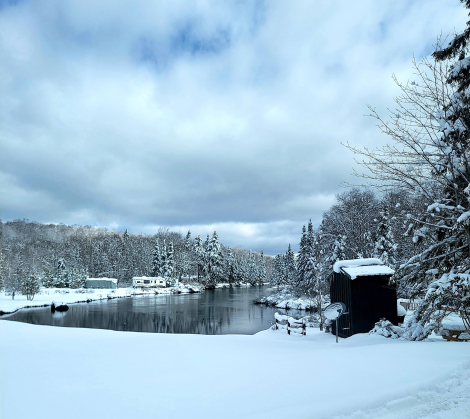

left=5, top=287, right=306, bottom=334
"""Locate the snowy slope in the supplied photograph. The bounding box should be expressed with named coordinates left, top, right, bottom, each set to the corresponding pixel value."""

left=1, top=321, right=469, bottom=419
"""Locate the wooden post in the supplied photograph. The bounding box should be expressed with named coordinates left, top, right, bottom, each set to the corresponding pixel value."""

left=336, top=317, right=339, bottom=343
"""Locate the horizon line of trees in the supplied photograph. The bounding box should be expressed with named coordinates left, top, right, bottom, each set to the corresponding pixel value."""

left=0, top=220, right=273, bottom=298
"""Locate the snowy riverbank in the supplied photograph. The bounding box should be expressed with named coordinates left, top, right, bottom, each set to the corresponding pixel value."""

left=0, top=284, right=203, bottom=316
left=254, top=286, right=318, bottom=310
left=0, top=282, right=257, bottom=316
left=1, top=321, right=469, bottom=419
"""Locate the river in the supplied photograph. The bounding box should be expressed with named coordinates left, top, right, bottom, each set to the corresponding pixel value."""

left=3, top=286, right=303, bottom=335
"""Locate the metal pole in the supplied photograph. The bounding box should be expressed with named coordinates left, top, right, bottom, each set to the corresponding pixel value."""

left=336, top=317, right=338, bottom=343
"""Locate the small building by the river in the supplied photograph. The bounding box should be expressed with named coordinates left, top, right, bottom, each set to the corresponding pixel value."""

left=326, top=258, right=397, bottom=338
left=85, top=278, right=118, bottom=289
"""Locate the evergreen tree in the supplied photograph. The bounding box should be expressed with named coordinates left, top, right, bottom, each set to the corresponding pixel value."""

left=373, top=204, right=397, bottom=268
left=270, top=254, right=285, bottom=286
left=0, top=247, right=10, bottom=291
left=41, top=268, right=55, bottom=288
left=247, top=252, right=257, bottom=285
left=206, top=231, right=222, bottom=284
left=257, top=251, right=267, bottom=285
left=56, top=259, right=68, bottom=288
left=159, top=240, right=167, bottom=277
left=152, top=240, right=162, bottom=277
left=194, top=235, right=205, bottom=281
left=297, top=225, right=308, bottom=289
left=20, top=273, right=41, bottom=301
left=224, top=247, right=236, bottom=284
left=285, top=244, right=297, bottom=285
left=164, top=242, right=176, bottom=283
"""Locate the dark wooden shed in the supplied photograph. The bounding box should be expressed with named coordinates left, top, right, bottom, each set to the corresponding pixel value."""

left=326, top=259, right=398, bottom=338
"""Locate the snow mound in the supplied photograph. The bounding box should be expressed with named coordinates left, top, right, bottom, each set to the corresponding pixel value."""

left=369, top=319, right=404, bottom=339
left=397, top=303, right=407, bottom=316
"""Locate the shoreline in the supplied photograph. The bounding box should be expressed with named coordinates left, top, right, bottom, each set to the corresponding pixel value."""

left=0, top=282, right=255, bottom=316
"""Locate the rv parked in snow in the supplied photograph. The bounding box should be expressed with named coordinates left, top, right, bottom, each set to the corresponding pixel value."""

left=132, top=277, right=166, bottom=288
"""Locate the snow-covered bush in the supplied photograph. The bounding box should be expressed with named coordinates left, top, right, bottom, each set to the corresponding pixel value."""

left=369, top=318, right=404, bottom=339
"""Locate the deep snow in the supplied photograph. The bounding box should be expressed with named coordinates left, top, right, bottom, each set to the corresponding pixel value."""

left=1, top=321, right=469, bottom=419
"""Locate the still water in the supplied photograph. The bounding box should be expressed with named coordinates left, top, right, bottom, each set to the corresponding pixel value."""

left=4, top=287, right=301, bottom=335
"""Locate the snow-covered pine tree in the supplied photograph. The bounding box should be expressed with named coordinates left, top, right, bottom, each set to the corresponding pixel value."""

left=164, top=242, right=176, bottom=284
left=296, top=225, right=308, bottom=291
left=41, top=268, right=54, bottom=288
left=270, top=254, right=285, bottom=286
left=285, top=244, right=297, bottom=286
left=20, top=273, right=41, bottom=301
left=55, top=258, right=68, bottom=288
left=159, top=240, right=167, bottom=278
left=257, top=251, right=267, bottom=285
left=0, top=247, right=10, bottom=291
left=373, top=203, right=397, bottom=268
left=152, top=240, right=162, bottom=277
left=194, top=235, right=205, bottom=281
left=224, top=246, right=236, bottom=284
left=246, top=252, right=257, bottom=285
left=180, top=230, right=193, bottom=282
left=206, top=231, right=222, bottom=285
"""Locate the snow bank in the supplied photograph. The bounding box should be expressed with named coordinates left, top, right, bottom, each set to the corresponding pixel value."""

left=0, top=285, right=201, bottom=316
left=1, top=321, right=469, bottom=419
left=255, top=287, right=317, bottom=311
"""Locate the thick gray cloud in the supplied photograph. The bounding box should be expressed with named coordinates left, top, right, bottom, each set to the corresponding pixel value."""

left=0, top=0, right=466, bottom=254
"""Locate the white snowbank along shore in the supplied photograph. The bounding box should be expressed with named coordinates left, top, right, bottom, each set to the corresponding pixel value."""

left=1, top=321, right=469, bottom=419
left=0, top=284, right=202, bottom=315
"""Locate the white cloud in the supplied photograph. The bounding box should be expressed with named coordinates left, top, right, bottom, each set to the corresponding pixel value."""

left=0, top=0, right=466, bottom=252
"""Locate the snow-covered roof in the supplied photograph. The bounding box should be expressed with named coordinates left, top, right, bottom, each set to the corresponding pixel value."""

left=132, top=276, right=165, bottom=280
left=87, top=278, right=118, bottom=283
left=333, top=258, right=394, bottom=280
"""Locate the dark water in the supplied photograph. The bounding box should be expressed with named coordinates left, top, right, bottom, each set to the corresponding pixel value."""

left=3, top=287, right=301, bottom=335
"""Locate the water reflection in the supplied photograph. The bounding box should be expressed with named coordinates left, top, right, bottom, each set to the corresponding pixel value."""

left=3, top=287, right=304, bottom=335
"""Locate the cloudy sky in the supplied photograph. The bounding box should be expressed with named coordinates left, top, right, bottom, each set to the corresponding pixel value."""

left=0, top=0, right=466, bottom=254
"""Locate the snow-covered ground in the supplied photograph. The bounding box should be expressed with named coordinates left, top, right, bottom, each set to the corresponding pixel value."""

left=0, top=284, right=203, bottom=315
left=1, top=321, right=469, bottom=419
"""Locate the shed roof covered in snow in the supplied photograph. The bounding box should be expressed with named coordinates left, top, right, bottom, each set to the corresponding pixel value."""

left=87, top=277, right=118, bottom=283
left=332, top=258, right=394, bottom=280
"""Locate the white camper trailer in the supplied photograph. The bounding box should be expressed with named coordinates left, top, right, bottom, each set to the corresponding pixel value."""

left=132, top=276, right=166, bottom=288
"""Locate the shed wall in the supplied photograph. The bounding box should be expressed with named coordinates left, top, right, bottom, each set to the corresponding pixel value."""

left=350, top=276, right=397, bottom=333
left=329, top=272, right=354, bottom=338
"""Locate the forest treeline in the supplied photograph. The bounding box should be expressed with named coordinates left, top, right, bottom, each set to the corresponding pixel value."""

left=0, top=220, right=273, bottom=291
